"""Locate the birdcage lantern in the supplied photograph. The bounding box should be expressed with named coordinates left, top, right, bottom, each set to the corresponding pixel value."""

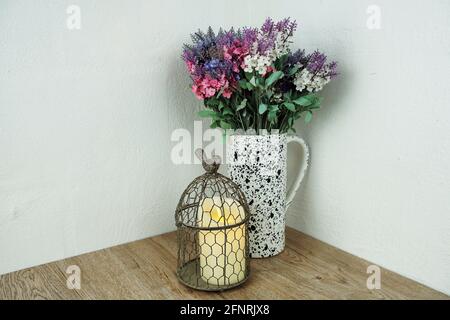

left=175, top=149, right=250, bottom=291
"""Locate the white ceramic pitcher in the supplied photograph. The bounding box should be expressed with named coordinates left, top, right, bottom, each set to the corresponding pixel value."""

left=227, top=133, right=309, bottom=258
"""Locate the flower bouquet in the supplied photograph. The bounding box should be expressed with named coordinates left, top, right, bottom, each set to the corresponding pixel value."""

left=182, top=17, right=338, bottom=133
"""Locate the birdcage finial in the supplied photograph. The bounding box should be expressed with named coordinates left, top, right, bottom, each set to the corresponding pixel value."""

left=195, top=149, right=221, bottom=173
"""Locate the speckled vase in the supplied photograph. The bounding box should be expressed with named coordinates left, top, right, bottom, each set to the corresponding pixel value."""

left=227, top=134, right=309, bottom=258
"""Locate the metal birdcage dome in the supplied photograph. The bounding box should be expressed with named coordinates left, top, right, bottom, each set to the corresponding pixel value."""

left=175, top=150, right=250, bottom=291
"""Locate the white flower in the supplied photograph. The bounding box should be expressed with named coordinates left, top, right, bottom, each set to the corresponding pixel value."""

left=243, top=55, right=258, bottom=73
left=273, top=32, right=291, bottom=58
left=294, top=69, right=312, bottom=91
left=243, top=54, right=273, bottom=75
left=294, top=67, right=332, bottom=93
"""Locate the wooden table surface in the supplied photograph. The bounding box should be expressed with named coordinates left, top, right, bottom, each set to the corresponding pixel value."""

left=0, top=227, right=447, bottom=300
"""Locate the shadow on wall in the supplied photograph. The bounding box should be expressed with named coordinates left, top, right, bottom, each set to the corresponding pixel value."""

left=286, top=56, right=351, bottom=230
left=165, top=52, right=200, bottom=131
left=164, top=51, right=206, bottom=194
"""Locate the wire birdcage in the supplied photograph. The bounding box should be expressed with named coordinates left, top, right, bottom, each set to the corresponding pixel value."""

left=175, top=149, right=250, bottom=291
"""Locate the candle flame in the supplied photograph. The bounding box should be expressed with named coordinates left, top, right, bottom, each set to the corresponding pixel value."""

left=204, top=201, right=238, bottom=225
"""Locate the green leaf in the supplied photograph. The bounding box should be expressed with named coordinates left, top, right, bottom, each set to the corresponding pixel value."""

left=198, top=109, right=217, bottom=118
left=246, top=82, right=254, bottom=90
left=218, top=101, right=225, bottom=110
left=206, top=98, right=219, bottom=107
left=268, top=110, right=278, bottom=122
left=280, top=54, right=288, bottom=65
left=239, top=80, right=248, bottom=90
left=265, top=71, right=284, bottom=88
left=288, top=116, right=294, bottom=126
left=245, top=72, right=253, bottom=81
left=211, top=113, right=223, bottom=121
left=236, top=98, right=247, bottom=111
left=275, top=54, right=288, bottom=70
left=288, top=65, right=300, bottom=76
left=293, top=96, right=312, bottom=106
left=258, top=103, right=268, bottom=114
left=284, top=102, right=296, bottom=112
left=222, top=108, right=233, bottom=116
left=309, top=96, right=324, bottom=109
left=249, top=76, right=257, bottom=87
left=283, top=90, right=292, bottom=100
left=220, top=121, right=232, bottom=129
left=305, top=111, right=313, bottom=123
left=269, top=104, right=279, bottom=112
left=210, top=120, right=220, bottom=129
left=258, top=77, right=265, bottom=88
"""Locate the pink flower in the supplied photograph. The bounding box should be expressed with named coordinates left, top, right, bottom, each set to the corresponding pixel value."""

left=218, top=75, right=227, bottom=87
left=223, top=41, right=249, bottom=66
left=205, top=87, right=216, bottom=98
left=201, top=77, right=210, bottom=87
left=186, top=61, right=195, bottom=73
left=209, top=79, right=219, bottom=89
left=222, top=89, right=232, bottom=99
left=232, top=62, right=239, bottom=73
left=232, top=46, right=243, bottom=56
left=262, top=66, right=275, bottom=77
left=192, top=85, right=204, bottom=100
left=192, top=73, right=235, bottom=100
left=223, top=46, right=233, bottom=61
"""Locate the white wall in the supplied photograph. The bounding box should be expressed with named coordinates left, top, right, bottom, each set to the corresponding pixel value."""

left=0, top=0, right=251, bottom=275
left=276, top=0, right=450, bottom=295
left=1, top=0, right=449, bottom=295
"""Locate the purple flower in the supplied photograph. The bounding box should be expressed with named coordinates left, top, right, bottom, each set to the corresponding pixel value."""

left=257, top=18, right=277, bottom=54
left=254, top=17, right=298, bottom=55
left=305, top=50, right=338, bottom=80
left=205, top=59, right=220, bottom=70
left=328, top=61, right=338, bottom=79
left=261, top=17, right=275, bottom=34
left=276, top=17, right=297, bottom=35
left=307, top=51, right=328, bottom=73
left=287, top=49, right=306, bottom=65
left=216, top=28, right=238, bottom=48
left=242, top=27, right=258, bottom=49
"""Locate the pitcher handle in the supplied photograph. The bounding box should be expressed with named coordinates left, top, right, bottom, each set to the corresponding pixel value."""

left=286, top=135, right=310, bottom=209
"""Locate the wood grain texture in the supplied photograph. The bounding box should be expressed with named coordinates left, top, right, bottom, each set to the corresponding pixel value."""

left=0, top=228, right=447, bottom=300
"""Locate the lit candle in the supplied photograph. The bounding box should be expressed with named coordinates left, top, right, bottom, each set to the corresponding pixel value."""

left=198, top=197, right=246, bottom=286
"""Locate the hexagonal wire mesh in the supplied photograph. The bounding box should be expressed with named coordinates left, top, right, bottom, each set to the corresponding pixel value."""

left=175, top=149, right=250, bottom=291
